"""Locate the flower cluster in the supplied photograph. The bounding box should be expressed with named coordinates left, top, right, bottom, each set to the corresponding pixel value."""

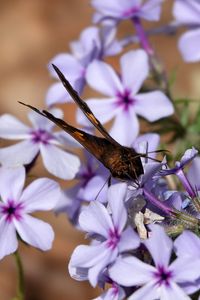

left=1, top=0, right=200, bottom=299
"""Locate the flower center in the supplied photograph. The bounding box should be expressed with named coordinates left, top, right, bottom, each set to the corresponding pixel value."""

left=78, top=164, right=96, bottom=188
left=31, top=129, right=52, bottom=144
left=0, top=199, right=24, bottom=222
left=153, top=265, right=173, bottom=287
left=123, top=6, right=140, bottom=18
left=107, top=227, right=120, bottom=250
left=115, top=90, right=135, bottom=111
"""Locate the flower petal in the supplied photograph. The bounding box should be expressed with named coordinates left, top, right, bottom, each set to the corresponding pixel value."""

left=20, top=178, right=60, bottom=212
left=14, top=214, right=54, bottom=251
left=178, top=29, right=200, bottom=63
left=139, top=0, right=163, bottom=21
left=135, top=91, right=174, bottom=121
left=0, top=166, right=25, bottom=202
left=109, top=108, right=139, bottom=146
left=132, top=133, right=160, bottom=159
left=109, top=256, right=155, bottom=286
left=107, top=183, right=127, bottom=232
left=0, top=217, right=18, bottom=259
left=86, top=60, right=123, bottom=96
left=28, top=108, right=63, bottom=131
left=45, top=82, right=72, bottom=107
left=158, top=282, right=191, bottom=300
left=173, top=0, right=200, bottom=24
left=170, top=257, right=200, bottom=283
left=174, top=230, right=200, bottom=258
left=119, top=226, right=140, bottom=252
left=120, top=50, right=149, bottom=95
left=79, top=201, right=113, bottom=238
left=77, top=97, right=120, bottom=126
left=128, top=282, right=159, bottom=300
left=0, top=114, right=30, bottom=139
left=143, top=225, right=173, bottom=267
left=40, top=143, right=80, bottom=180
left=0, top=140, right=39, bottom=167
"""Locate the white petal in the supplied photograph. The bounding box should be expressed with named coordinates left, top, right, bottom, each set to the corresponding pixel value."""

left=128, top=282, right=159, bottom=300
left=0, top=140, right=39, bottom=167
left=109, top=108, right=139, bottom=146
left=0, top=166, right=25, bottom=202
left=159, top=282, right=191, bottom=300
left=40, top=144, right=80, bottom=180
left=135, top=91, right=174, bottom=121
left=0, top=217, right=18, bottom=259
left=178, top=29, right=200, bottom=63
left=139, top=0, right=163, bottom=21
left=0, top=114, right=30, bottom=139
left=173, top=0, right=200, bottom=24
left=86, top=60, right=123, bottom=96
left=77, top=97, right=120, bottom=126
left=14, top=214, right=54, bottom=251
left=119, top=226, right=140, bottom=252
left=107, top=183, right=127, bottom=232
left=120, top=50, right=149, bottom=95
left=20, top=178, right=60, bottom=212
left=54, top=131, right=81, bottom=148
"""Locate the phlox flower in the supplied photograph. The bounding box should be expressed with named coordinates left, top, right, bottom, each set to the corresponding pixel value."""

left=92, top=0, right=164, bottom=23
left=109, top=225, right=200, bottom=299
left=46, top=26, right=122, bottom=106
left=173, top=0, right=200, bottom=62
left=0, top=166, right=61, bottom=259
left=78, top=49, right=174, bottom=145
left=0, top=109, right=80, bottom=180
left=69, top=183, right=140, bottom=287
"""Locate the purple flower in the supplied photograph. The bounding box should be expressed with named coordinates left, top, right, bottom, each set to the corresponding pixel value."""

left=78, top=50, right=174, bottom=145
left=46, top=26, right=122, bottom=107
left=0, top=109, right=80, bottom=180
left=173, top=0, right=200, bottom=62
left=174, top=230, right=200, bottom=294
left=92, top=0, right=164, bottom=23
left=55, top=151, right=110, bottom=224
left=94, top=283, right=125, bottom=300
left=68, top=183, right=140, bottom=287
left=109, top=224, right=200, bottom=299
left=0, top=166, right=60, bottom=259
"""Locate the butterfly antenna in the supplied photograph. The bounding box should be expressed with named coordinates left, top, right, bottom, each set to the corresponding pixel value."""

left=95, top=175, right=112, bottom=201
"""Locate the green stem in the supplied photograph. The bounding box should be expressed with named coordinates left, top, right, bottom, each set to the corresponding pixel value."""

left=13, top=251, right=25, bottom=300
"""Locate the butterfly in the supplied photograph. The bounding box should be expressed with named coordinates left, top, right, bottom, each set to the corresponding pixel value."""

left=19, top=64, right=144, bottom=181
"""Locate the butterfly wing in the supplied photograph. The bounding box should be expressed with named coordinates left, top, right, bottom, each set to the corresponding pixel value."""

left=52, top=64, right=120, bottom=146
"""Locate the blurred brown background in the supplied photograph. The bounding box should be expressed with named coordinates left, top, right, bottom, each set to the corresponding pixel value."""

left=0, top=1, right=200, bottom=300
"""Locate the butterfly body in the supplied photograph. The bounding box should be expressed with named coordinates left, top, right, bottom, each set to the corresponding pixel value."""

left=19, top=64, right=144, bottom=181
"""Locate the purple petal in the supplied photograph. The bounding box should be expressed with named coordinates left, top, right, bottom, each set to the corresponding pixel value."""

left=0, top=218, right=18, bottom=259
left=128, top=282, right=159, bottom=300
left=158, top=282, right=191, bottom=300
left=20, top=178, right=60, bottom=212
left=178, top=29, right=200, bottom=62
left=78, top=175, right=108, bottom=203
left=187, top=157, right=200, bottom=190
left=40, top=144, right=80, bottom=180
left=173, top=0, right=200, bottom=24
left=109, top=256, right=154, bottom=286
left=54, top=131, right=81, bottom=148
left=0, top=166, right=25, bottom=202
left=0, top=114, right=30, bottom=139
left=120, top=50, right=149, bottom=95
left=28, top=108, right=63, bottom=131
left=0, top=140, right=39, bottom=167
left=77, top=97, right=119, bottom=126
left=14, top=214, right=54, bottom=250
left=49, top=53, right=83, bottom=79
left=118, top=226, right=140, bottom=252
left=107, top=183, right=127, bottom=232
left=109, top=108, right=139, bottom=146
left=95, top=285, right=125, bottom=300
left=79, top=202, right=113, bottom=238
left=135, top=91, right=174, bottom=121
left=139, top=0, right=163, bottom=21
left=143, top=225, right=173, bottom=267
left=45, top=82, right=72, bottom=107
left=86, top=60, right=123, bottom=96
left=174, top=230, right=200, bottom=258
left=170, top=257, right=200, bottom=283
left=133, top=133, right=160, bottom=159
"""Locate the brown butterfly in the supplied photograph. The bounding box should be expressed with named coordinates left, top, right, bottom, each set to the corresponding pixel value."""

left=19, top=64, right=144, bottom=181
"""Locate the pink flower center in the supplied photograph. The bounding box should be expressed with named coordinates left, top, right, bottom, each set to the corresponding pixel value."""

left=153, top=265, right=173, bottom=287
left=122, top=6, right=140, bottom=18
left=107, top=227, right=120, bottom=250
left=115, top=90, right=135, bottom=111
left=1, top=199, right=24, bottom=222
left=31, top=129, right=52, bottom=144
